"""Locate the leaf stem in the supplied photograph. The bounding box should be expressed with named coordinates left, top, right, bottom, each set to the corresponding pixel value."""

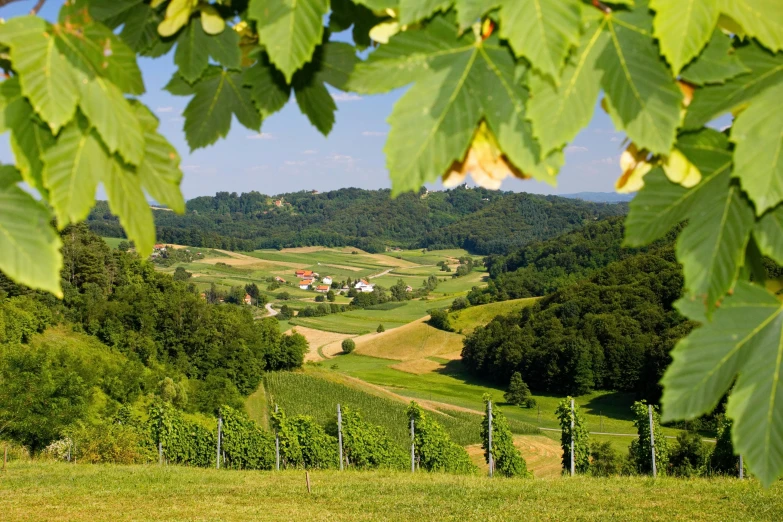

left=592, top=0, right=612, bottom=14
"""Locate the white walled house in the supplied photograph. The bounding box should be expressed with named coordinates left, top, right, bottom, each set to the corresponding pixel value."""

left=299, top=280, right=311, bottom=290
left=322, top=276, right=333, bottom=286
left=354, top=279, right=375, bottom=293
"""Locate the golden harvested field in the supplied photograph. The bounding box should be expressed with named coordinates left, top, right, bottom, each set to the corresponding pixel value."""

left=286, top=326, right=355, bottom=362
left=354, top=318, right=464, bottom=362
left=465, top=435, right=563, bottom=479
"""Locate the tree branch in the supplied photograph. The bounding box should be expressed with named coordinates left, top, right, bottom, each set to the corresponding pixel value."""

left=30, top=0, right=45, bottom=15
left=592, top=0, right=612, bottom=14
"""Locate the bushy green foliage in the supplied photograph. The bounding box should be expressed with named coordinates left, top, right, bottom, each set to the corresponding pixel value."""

left=149, top=403, right=216, bottom=468
left=451, top=297, right=469, bottom=311
left=628, top=401, right=669, bottom=476
left=708, top=417, right=743, bottom=477
left=481, top=398, right=529, bottom=478
left=406, top=402, right=476, bottom=475
left=427, top=309, right=453, bottom=332
left=589, top=441, right=623, bottom=477
left=220, top=406, right=275, bottom=471
left=190, top=374, right=244, bottom=415
left=65, top=418, right=154, bottom=465
left=463, top=249, right=693, bottom=399
left=669, top=431, right=709, bottom=477
left=173, top=267, right=192, bottom=281
left=341, top=407, right=406, bottom=470
left=376, top=324, right=385, bottom=333
left=272, top=407, right=337, bottom=470
left=555, top=397, right=590, bottom=475
left=341, top=339, right=356, bottom=354
left=504, top=372, right=536, bottom=409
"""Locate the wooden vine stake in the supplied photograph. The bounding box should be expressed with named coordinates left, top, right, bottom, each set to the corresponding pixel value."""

left=337, top=404, right=344, bottom=471
left=570, top=399, right=575, bottom=477
left=410, top=416, right=415, bottom=473
left=488, top=400, right=494, bottom=478
left=305, top=471, right=311, bottom=494
left=648, top=405, right=657, bottom=478
left=275, top=404, right=280, bottom=471
left=3, top=444, right=6, bottom=473
left=216, top=414, right=223, bottom=470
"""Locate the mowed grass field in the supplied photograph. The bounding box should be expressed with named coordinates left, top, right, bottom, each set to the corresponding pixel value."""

left=4, top=463, right=780, bottom=521
left=449, top=297, right=539, bottom=334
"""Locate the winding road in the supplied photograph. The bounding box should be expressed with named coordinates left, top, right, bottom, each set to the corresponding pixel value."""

left=265, top=302, right=278, bottom=317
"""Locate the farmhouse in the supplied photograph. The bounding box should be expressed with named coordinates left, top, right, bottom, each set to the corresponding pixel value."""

left=354, top=279, right=374, bottom=293
left=299, top=281, right=311, bottom=290
left=295, top=269, right=313, bottom=278
left=275, top=276, right=286, bottom=283
left=406, top=285, right=413, bottom=293
left=322, top=276, right=333, bottom=286
left=315, top=285, right=330, bottom=293
left=244, top=294, right=253, bottom=305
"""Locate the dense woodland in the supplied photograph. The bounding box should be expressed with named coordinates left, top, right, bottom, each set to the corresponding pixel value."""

left=0, top=225, right=306, bottom=451
left=87, top=187, right=627, bottom=255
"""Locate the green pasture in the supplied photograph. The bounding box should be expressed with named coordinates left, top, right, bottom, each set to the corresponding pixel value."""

left=449, top=297, right=539, bottom=334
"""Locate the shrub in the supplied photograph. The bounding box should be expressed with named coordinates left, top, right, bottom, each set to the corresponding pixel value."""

left=504, top=372, right=536, bottom=408
left=708, top=416, right=744, bottom=476
left=628, top=401, right=669, bottom=476
left=669, top=431, right=709, bottom=477
left=376, top=324, right=385, bottom=333
left=342, top=339, right=356, bottom=354
left=589, top=441, right=623, bottom=477
left=427, top=309, right=453, bottom=332
left=555, top=397, right=589, bottom=474
left=406, top=402, right=476, bottom=474
left=67, top=421, right=153, bottom=464
left=451, top=296, right=469, bottom=311
left=315, top=295, right=325, bottom=302
left=481, top=397, right=529, bottom=477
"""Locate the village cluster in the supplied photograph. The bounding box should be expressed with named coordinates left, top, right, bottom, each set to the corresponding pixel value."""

left=293, top=269, right=375, bottom=293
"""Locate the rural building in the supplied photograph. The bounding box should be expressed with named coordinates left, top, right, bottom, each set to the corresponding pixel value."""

left=274, top=199, right=282, bottom=207
left=406, top=285, right=413, bottom=293
left=244, top=294, right=253, bottom=305
left=299, top=281, right=311, bottom=290
left=322, top=276, right=333, bottom=286
left=275, top=276, right=286, bottom=283
left=315, top=285, right=330, bottom=293
left=295, top=269, right=314, bottom=278
left=354, top=279, right=374, bottom=293
left=153, top=244, right=167, bottom=252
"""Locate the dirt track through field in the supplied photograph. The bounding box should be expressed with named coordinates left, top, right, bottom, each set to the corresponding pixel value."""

left=466, top=435, right=563, bottom=478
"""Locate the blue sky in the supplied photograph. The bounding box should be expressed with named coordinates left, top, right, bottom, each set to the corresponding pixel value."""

left=2, top=2, right=631, bottom=199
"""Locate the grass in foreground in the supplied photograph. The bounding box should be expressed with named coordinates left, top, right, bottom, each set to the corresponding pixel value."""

left=3, top=463, right=780, bottom=522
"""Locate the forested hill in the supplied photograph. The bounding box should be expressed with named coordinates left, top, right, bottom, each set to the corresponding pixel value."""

left=87, top=187, right=627, bottom=255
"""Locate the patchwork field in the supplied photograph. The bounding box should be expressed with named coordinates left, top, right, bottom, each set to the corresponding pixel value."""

left=449, top=297, right=539, bottom=334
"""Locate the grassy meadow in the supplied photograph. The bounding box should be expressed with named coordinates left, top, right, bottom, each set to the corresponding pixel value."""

left=3, top=463, right=779, bottom=521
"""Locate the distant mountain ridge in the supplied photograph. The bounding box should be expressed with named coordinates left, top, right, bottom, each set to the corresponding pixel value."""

left=88, top=187, right=628, bottom=255
left=560, top=192, right=635, bottom=203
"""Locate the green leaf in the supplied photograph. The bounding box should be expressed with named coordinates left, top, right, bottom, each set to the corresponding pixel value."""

left=754, top=205, right=783, bottom=264
left=88, top=0, right=144, bottom=23
left=650, top=0, right=720, bottom=74
left=365, top=18, right=546, bottom=193
left=497, top=0, right=581, bottom=81
left=730, top=82, right=783, bottom=215
left=294, top=77, right=336, bottom=135
left=625, top=129, right=732, bottom=246
left=527, top=14, right=608, bottom=155
left=0, top=16, right=79, bottom=133
left=56, top=29, right=145, bottom=165
left=0, top=78, right=55, bottom=195
left=684, top=42, right=783, bottom=129
left=598, top=6, right=683, bottom=154
left=399, top=0, right=451, bottom=25
left=249, top=0, right=329, bottom=83
left=42, top=120, right=112, bottom=227
left=455, top=0, right=497, bottom=30
left=675, top=171, right=755, bottom=313
left=317, top=42, right=360, bottom=91
left=661, top=281, right=783, bottom=487
left=134, top=104, right=185, bottom=214
left=175, top=20, right=210, bottom=83
left=207, top=24, right=241, bottom=70
left=0, top=164, right=22, bottom=188
left=720, top=0, right=783, bottom=53
left=243, top=60, right=292, bottom=117
left=182, top=68, right=261, bottom=150
left=680, top=30, right=751, bottom=85
left=0, top=175, right=63, bottom=297
left=105, top=162, right=156, bottom=258
left=724, top=283, right=783, bottom=487
left=74, top=23, right=146, bottom=95
left=118, top=4, right=163, bottom=53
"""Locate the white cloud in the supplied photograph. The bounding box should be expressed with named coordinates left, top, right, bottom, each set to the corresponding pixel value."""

left=331, top=92, right=362, bottom=102
left=284, top=160, right=307, bottom=166
left=326, top=153, right=355, bottom=163
left=181, top=164, right=217, bottom=175
left=565, top=145, right=588, bottom=154
left=156, top=106, right=174, bottom=113
left=168, top=116, right=185, bottom=123
left=247, top=133, right=274, bottom=140
left=610, top=136, right=622, bottom=142
left=302, top=149, right=317, bottom=155
left=245, top=165, right=269, bottom=173
left=593, top=157, right=617, bottom=165
left=362, top=131, right=387, bottom=137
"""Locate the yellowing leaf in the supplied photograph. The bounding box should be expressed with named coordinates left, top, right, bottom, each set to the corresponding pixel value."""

left=200, top=5, right=226, bottom=35
left=616, top=143, right=652, bottom=193
left=663, top=149, right=702, bottom=188
left=158, top=0, right=197, bottom=37
left=369, top=21, right=400, bottom=44
left=443, top=122, right=527, bottom=190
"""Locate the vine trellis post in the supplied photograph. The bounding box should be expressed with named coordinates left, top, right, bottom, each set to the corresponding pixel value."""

left=648, top=405, right=657, bottom=478
left=337, top=404, right=344, bottom=471
left=274, top=404, right=280, bottom=471
left=216, top=413, right=222, bottom=470
left=570, top=399, right=575, bottom=477
left=488, top=400, right=494, bottom=478
left=410, top=416, right=415, bottom=473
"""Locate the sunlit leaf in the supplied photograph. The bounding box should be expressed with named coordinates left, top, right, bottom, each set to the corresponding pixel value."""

left=105, top=162, right=156, bottom=258
left=134, top=104, right=185, bottom=214
left=399, top=0, right=451, bottom=25
left=650, top=0, right=720, bottom=75
left=720, top=0, right=783, bottom=53
left=680, top=30, right=750, bottom=85
left=730, top=82, right=783, bottom=215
